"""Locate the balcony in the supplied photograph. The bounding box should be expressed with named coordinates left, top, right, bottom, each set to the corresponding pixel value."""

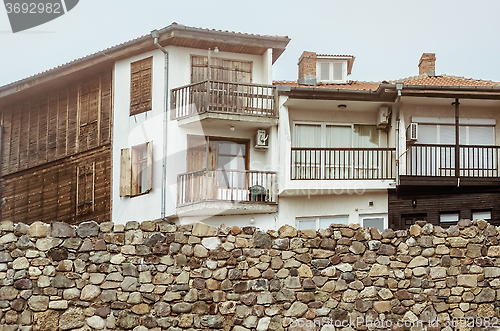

left=171, top=80, right=277, bottom=128
left=291, top=148, right=396, bottom=180
left=401, top=144, right=500, bottom=186
left=176, top=168, right=277, bottom=216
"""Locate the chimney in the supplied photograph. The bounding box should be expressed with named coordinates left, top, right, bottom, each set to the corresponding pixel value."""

left=419, top=53, right=436, bottom=76
left=298, top=51, right=317, bottom=85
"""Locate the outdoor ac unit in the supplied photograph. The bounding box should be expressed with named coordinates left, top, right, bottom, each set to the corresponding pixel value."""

left=377, top=106, right=390, bottom=126
left=407, top=123, right=418, bottom=143
left=255, top=129, right=269, bottom=149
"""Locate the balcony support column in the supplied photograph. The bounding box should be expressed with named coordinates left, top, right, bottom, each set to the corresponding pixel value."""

left=453, top=98, right=460, bottom=180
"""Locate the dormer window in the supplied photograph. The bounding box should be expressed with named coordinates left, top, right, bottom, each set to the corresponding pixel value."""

left=317, top=59, right=347, bottom=83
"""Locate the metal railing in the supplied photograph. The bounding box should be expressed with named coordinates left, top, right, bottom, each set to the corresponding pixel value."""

left=291, top=148, right=396, bottom=180
left=171, top=80, right=277, bottom=119
left=177, top=168, right=277, bottom=207
left=405, top=144, right=500, bottom=177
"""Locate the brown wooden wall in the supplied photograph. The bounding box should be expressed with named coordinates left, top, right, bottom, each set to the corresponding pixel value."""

left=0, top=70, right=112, bottom=176
left=388, top=188, right=500, bottom=230
left=0, top=69, right=113, bottom=224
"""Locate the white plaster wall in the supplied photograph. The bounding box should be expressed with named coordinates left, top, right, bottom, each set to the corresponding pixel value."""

left=278, top=191, right=388, bottom=228
left=112, top=49, right=166, bottom=224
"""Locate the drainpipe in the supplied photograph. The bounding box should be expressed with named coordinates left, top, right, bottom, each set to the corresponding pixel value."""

left=151, top=30, right=169, bottom=219
left=395, top=83, right=403, bottom=187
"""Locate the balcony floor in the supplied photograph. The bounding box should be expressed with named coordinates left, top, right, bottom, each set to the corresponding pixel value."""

left=177, top=111, right=278, bottom=129
left=399, top=176, right=500, bottom=187
left=176, top=200, right=278, bottom=216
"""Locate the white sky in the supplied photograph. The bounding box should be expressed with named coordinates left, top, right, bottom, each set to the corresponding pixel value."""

left=1, top=0, right=500, bottom=87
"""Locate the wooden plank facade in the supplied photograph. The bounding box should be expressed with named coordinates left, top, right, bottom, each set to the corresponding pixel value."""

left=0, top=69, right=113, bottom=224
left=388, top=187, right=500, bottom=230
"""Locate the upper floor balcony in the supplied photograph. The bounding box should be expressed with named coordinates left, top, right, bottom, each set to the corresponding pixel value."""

left=170, top=80, right=277, bottom=129
left=400, top=144, right=500, bottom=186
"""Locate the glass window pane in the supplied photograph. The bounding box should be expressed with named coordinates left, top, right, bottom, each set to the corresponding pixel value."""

left=353, top=125, right=379, bottom=148
left=363, top=217, right=385, bottom=232
left=440, top=213, right=459, bottom=222
left=320, top=216, right=348, bottom=229
left=473, top=211, right=491, bottom=220
left=325, top=125, right=351, bottom=148
left=320, top=63, right=330, bottom=81
left=295, top=124, right=321, bottom=147
left=333, top=62, right=343, bottom=81
left=297, top=219, right=316, bottom=230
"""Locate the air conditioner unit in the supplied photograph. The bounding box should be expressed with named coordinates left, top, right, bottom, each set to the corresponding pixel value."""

left=377, top=106, right=390, bottom=126
left=255, top=129, right=269, bottom=149
left=407, top=123, right=418, bottom=143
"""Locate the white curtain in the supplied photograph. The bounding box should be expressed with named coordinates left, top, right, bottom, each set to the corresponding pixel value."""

left=325, top=125, right=351, bottom=148
left=295, top=124, right=321, bottom=147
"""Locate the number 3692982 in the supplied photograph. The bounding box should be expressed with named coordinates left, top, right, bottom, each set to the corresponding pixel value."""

left=5, top=2, right=62, bottom=14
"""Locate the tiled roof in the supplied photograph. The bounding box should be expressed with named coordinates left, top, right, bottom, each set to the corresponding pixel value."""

left=273, top=80, right=380, bottom=91
left=274, top=74, right=500, bottom=92
left=393, top=74, right=500, bottom=87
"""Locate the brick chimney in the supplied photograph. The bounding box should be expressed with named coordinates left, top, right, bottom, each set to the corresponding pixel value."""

left=419, top=53, right=436, bottom=76
left=298, top=51, right=317, bottom=85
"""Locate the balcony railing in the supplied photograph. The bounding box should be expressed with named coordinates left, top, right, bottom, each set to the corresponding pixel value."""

left=404, top=144, right=500, bottom=177
left=291, top=148, right=396, bottom=180
left=171, top=80, right=277, bottom=119
left=177, top=168, right=277, bottom=207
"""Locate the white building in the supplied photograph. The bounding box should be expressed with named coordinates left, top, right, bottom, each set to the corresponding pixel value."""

left=112, top=23, right=290, bottom=229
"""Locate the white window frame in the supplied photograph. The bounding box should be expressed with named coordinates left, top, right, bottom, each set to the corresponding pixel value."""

left=316, top=60, right=347, bottom=83
left=440, top=212, right=460, bottom=223
left=359, top=213, right=388, bottom=231
left=296, top=215, right=349, bottom=230
left=472, top=210, right=491, bottom=221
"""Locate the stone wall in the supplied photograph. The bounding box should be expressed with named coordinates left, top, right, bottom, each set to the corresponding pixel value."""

left=0, top=218, right=499, bottom=331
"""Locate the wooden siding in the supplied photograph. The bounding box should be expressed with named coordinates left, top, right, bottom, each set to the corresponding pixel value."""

left=0, top=70, right=113, bottom=176
left=0, top=146, right=111, bottom=225
left=0, top=69, right=113, bottom=224
left=388, top=188, right=500, bottom=230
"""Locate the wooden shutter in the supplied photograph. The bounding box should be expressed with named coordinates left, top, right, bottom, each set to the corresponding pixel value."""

left=146, top=141, right=153, bottom=192
left=130, top=57, right=153, bottom=116
left=76, top=162, right=95, bottom=215
left=120, top=148, right=132, bottom=197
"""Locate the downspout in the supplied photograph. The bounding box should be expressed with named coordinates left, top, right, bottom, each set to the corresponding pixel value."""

left=395, top=83, right=403, bottom=187
left=151, top=30, right=169, bottom=219
left=453, top=98, right=460, bottom=187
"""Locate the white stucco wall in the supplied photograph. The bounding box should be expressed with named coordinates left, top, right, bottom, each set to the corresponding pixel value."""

left=112, top=49, right=167, bottom=224
left=278, top=191, right=388, bottom=228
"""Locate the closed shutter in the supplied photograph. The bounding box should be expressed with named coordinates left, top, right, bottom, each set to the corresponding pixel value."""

left=120, top=148, right=131, bottom=197
left=130, top=57, right=153, bottom=116
left=76, top=162, right=95, bottom=215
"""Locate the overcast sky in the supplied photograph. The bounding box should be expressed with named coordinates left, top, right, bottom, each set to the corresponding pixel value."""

left=1, top=0, right=500, bottom=87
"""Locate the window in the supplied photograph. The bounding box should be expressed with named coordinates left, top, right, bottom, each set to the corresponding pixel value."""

left=361, top=217, right=386, bottom=232
left=440, top=212, right=459, bottom=226
left=130, top=57, right=153, bottom=116
left=297, top=215, right=348, bottom=230
left=294, top=123, right=379, bottom=149
left=76, top=162, right=95, bottom=215
left=120, top=142, right=153, bottom=197
left=401, top=213, right=427, bottom=227
left=317, top=60, right=347, bottom=83
left=472, top=210, right=491, bottom=221
left=191, top=55, right=252, bottom=83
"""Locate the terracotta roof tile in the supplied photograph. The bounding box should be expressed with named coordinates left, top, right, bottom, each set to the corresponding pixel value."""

left=273, top=80, right=380, bottom=91
left=392, top=74, right=500, bottom=87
